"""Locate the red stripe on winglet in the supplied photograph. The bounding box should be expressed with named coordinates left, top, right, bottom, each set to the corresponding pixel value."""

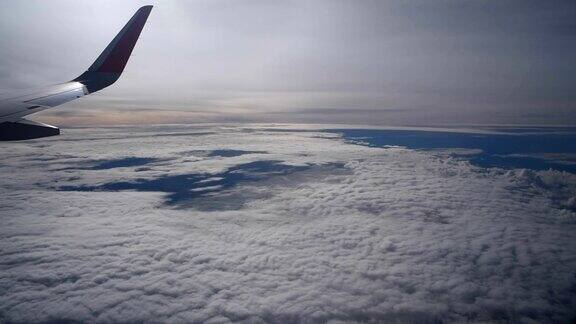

left=97, top=6, right=152, bottom=73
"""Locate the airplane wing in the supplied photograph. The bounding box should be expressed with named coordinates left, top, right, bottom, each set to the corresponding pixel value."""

left=0, top=5, right=153, bottom=141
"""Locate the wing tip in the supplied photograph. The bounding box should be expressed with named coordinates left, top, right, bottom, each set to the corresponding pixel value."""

left=74, top=5, right=154, bottom=92
left=139, top=5, right=153, bottom=12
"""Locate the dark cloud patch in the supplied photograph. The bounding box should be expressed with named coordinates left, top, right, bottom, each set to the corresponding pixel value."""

left=53, top=157, right=163, bottom=171
left=58, top=160, right=345, bottom=210
left=91, top=157, right=160, bottom=170
left=208, top=149, right=267, bottom=158
left=180, top=149, right=267, bottom=158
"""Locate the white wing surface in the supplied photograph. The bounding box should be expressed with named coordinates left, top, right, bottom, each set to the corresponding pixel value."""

left=0, top=5, right=153, bottom=140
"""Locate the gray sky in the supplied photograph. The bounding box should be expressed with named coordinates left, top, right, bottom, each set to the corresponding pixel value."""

left=1, top=0, right=575, bottom=126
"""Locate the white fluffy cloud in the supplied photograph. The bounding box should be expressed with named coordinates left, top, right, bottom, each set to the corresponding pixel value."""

left=1, top=125, right=575, bottom=323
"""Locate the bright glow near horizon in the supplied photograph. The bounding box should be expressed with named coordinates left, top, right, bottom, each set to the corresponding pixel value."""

left=1, top=0, right=575, bottom=126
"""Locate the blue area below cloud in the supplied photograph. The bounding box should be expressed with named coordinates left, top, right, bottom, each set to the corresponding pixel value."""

left=59, top=160, right=313, bottom=207
left=92, top=157, right=159, bottom=170
left=208, top=149, right=266, bottom=157
left=333, top=129, right=576, bottom=173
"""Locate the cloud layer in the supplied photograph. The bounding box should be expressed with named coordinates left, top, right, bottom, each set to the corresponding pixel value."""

left=1, top=125, right=576, bottom=323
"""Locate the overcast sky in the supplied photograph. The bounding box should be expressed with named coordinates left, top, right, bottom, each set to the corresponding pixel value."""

left=0, top=0, right=575, bottom=126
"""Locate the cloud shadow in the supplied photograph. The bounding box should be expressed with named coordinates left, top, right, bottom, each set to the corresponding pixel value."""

left=58, top=160, right=344, bottom=210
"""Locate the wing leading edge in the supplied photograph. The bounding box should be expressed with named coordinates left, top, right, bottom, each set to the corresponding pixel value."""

left=0, top=5, right=153, bottom=141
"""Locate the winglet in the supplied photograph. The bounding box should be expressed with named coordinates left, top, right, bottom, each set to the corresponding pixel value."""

left=74, top=5, right=153, bottom=93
